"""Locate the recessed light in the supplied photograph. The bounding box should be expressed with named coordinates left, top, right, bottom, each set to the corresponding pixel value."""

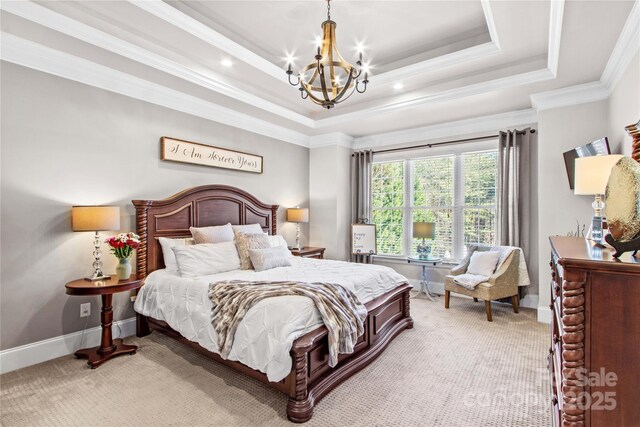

left=221, top=59, right=233, bottom=67
left=393, top=82, right=404, bottom=90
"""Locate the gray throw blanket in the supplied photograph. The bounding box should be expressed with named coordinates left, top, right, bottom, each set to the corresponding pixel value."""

left=208, top=280, right=368, bottom=367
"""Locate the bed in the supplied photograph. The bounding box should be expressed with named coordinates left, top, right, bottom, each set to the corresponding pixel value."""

left=132, top=185, right=413, bottom=422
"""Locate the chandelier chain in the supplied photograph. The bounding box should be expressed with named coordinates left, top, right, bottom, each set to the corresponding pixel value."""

left=327, top=0, right=331, bottom=21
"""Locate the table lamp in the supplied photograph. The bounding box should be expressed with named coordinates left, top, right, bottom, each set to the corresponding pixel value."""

left=574, top=154, right=623, bottom=242
left=72, top=205, right=121, bottom=281
left=287, top=207, right=309, bottom=250
left=413, top=222, right=435, bottom=258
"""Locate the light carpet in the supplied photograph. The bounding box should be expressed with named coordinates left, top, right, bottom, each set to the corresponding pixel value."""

left=1, top=295, right=550, bottom=426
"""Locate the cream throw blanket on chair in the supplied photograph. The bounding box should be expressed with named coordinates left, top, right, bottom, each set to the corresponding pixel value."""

left=208, top=280, right=367, bottom=367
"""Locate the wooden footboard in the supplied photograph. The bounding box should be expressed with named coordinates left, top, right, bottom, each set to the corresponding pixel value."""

left=137, top=283, right=413, bottom=423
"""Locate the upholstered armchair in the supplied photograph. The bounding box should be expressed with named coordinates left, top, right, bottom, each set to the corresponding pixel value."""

left=444, top=246, right=520, bottom=322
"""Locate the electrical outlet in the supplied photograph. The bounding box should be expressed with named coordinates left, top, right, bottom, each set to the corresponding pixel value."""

left=80, top=303, right=90, bottom=318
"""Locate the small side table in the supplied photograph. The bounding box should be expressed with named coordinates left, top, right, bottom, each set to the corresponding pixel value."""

left=407, top=257, right=443, bottom=301
left=65, top=275, right=143, bottom=368
left=290, top=247, right=325, bottom=259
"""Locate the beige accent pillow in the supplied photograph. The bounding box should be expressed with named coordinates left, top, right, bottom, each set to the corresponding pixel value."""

left=248, top=246, right=292, bottom=272
left=235, top=232, right=271, bottom=270
left=190, top=223, right=234, bottom=244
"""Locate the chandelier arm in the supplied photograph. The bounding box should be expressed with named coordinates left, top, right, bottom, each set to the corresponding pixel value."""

left=318, top=65, right=331, bottom=103
left=332, top=71, right=355, bottom=102
left=332, top=84, right=358, bottom=105
left=355, top=79, right=368, bottom=94
left=287, top=73, right=301, bottom=86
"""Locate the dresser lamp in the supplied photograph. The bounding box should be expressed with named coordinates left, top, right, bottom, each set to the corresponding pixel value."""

left=287, top=207, right=309, bottom=250
left=574, top=155, right=623, bottom=243
left=413, top=222, right=435, bottom=259
left=72, top=205, right=120, bottom=281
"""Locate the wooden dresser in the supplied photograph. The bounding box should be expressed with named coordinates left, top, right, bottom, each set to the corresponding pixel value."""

left=548, top=236, right=640, bottom=427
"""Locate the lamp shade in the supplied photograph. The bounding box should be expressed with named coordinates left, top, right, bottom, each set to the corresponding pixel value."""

left=574, top=155, right=624, bottom=195
left=413, top=222, right=435, bottom=239
left=287, top=208, right=309, bottom=223
left=72, top=206, right=120, bottom=231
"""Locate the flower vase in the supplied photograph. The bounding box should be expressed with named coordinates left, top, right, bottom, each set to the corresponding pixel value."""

left=116, top=257, right=132, bottom=280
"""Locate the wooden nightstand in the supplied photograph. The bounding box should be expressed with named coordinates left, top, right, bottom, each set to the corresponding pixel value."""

left=65, top=275, right=143, bottom=368
left=289, top=247, right=325, bottom=259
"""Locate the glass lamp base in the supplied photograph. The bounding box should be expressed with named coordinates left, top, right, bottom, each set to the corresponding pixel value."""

left=416, top=240, right=431, bottom=259
left=587, top=215, right=603, bottom=243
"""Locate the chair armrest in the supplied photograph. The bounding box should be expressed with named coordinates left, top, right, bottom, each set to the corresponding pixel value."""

left=449, top=262, right=468, bottom=276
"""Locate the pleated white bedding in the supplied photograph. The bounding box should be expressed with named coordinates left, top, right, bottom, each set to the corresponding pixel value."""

left=134, top=257, right=407, bottom=381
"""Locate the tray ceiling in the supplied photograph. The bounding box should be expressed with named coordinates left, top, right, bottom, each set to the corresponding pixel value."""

left=0, top=0, right=636, bottom=144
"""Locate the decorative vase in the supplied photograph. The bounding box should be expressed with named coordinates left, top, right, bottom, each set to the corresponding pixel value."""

left=116, top=257, right=132, bottom=280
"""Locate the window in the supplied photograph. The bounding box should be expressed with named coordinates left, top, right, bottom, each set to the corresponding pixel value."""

left=371, top=147, right=498, bottom=260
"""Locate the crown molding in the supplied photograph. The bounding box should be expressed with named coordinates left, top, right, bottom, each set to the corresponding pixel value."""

left=480, top=0, right=501, bottom=50
left=353, top=109, right=537, bottom=150
left=372, top=42, right=499, bottom=87
left=0, top=0, right=315, bottom=129
left=0, top=33, right=311, bottom=147
left=547, top=0, right=565, bottom=76
left=317, top=68, right=553, bottom=128
left=600, top=0, right=640, bottom=91
left=129, top=0, right=286, bottom=83
left=530, top=81, right=609, bottom=111
left=308, top=132, right=354, bottom=149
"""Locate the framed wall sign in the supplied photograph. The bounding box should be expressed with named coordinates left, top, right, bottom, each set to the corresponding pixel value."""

left=351, top=224, right=377, bottom=255
left=161, top=136, right=263, bottom=174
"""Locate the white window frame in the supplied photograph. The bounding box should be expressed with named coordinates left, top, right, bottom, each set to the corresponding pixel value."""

left=372, top=140, right=498, bottom=261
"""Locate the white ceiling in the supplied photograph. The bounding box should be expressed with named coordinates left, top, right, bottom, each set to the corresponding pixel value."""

left=1, top=0, right=637, bottom=145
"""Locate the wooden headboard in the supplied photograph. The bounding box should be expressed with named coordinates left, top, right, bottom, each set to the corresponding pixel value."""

left=132, top=185, right=278, bottom=278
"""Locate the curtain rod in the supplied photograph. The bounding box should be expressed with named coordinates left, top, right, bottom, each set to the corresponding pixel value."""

left=354, top=129, right=535, bottom=156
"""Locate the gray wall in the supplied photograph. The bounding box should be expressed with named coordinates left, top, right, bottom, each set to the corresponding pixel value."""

left=608, top=51, right=640, bottom=157
left=309, top=144, right=351, bottom=260
left=536, top=100, right=611, bottom=312
left=0, top=62, right=310, bottom=350
left=537, top=51, right=639, bottom=315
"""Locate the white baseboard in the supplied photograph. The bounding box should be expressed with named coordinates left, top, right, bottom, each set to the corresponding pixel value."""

left=0, top=317, right=136, bottom=374
left=537, top=305, right=552, bottom=324
left=409, top=279, right=542, bottom=317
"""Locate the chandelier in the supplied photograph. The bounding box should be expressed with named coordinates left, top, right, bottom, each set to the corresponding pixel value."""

left=286, top=0, right=369, bottom=109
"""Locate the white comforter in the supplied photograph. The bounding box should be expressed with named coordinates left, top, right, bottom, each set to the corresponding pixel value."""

left=134, top=257, right=407, bottom=382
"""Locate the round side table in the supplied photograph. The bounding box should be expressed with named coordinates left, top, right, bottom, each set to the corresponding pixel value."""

left=407, top=257, right=443, bottom=301
left=65, top=275, right=143, bottom=368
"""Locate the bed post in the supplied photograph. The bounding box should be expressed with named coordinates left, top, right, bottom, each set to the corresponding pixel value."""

left=286, top=340, right=315, bottom=422
left=133, top=200, right=151, bottom=280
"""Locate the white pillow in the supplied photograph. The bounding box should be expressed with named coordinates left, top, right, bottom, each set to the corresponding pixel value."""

left=232, top=223, right=264, bottom=234
left=466, top=251, right=501, bottom=277
left=190, top=223, right=234, bottom=244
left=248, top=246, right=292, bottom=272
left=158, top=237, right=195, bottom=272
left=268, top=234, right=290, bottom=250
left=172, top=241, right=241, bottom=277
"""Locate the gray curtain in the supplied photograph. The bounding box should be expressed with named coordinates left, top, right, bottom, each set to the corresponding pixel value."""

left=497, top=128, right=532, bottom=257
left=351, top=150, right=373, bottom=263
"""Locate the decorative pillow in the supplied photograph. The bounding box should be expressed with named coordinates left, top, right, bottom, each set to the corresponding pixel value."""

left=158, top=237, right=195, bottom=272
left=190, top=223, right=234, bottom=244
left=172, top=241, right=240, bottom=278
left=232, top=223, right=264, bottom=235
left=248, top=246, right=292, bottom=272
left=235, top=232, right=271, bottom=270
left=466, top=251, right=501, bottom=277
